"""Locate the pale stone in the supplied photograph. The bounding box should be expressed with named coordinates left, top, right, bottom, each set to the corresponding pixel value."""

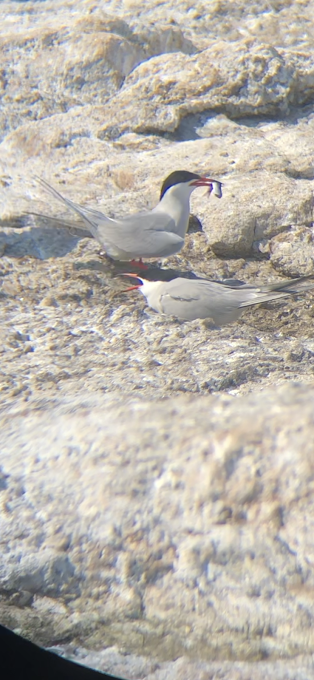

left=95, top=42, right=314, bottom=138
left=269, top=226, right=314, bottom=276
left=2, top=384, right=314, bottom=679
left=0, top=0, right=195, bottom=142
left=199, top=172, right=313, bottom=258
left=2, top=0, right=314, bottom=678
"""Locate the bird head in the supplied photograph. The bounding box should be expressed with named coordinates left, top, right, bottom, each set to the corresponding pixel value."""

left=118, top=274, right=162, bottom=300
left=159, top=170, right=222, bottom=201
left=118, top=273, right=145, bottom=292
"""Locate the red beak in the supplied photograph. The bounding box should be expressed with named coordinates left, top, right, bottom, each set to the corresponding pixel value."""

left=118, top=273, right=143, bottom=292
left=190, top=177, right=223, bottom=198
left=190, top=176, right=214, bottom=187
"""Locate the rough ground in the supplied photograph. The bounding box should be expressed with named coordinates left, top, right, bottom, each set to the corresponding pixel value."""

left=3, top=384, right=314, bottom=680
left=1, top=1, right=314, bottom=679
left=1, top=240, right=314, bottom=407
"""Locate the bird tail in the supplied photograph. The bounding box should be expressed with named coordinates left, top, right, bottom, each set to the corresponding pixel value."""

left=25, top=211, right=92, bottom=237
left=261, top=276, right=314, bottom=294
left=240, top=275, right=314, bottom=308
left=36, top=178, right=109, bottom=235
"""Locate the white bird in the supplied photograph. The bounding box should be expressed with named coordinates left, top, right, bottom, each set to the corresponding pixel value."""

left=122, top=274, right=314, bottom=325
left=36, top=171, right=222, bottom=263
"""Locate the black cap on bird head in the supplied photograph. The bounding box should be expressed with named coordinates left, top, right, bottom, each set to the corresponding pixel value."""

left=160, top=171, right=202, bottom=200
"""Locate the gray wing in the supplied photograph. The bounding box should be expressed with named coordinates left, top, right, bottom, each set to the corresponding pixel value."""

left=158, top=276, right=314, bottom=323
left=190, top=276, right=314, bottom=309
left=76, top=209, right=184, bottom=259
left=37, top=178, right=183, bottom=258
left=159, top=278, right=243, bottom=323
left=107, top=212, right=183, bottom=258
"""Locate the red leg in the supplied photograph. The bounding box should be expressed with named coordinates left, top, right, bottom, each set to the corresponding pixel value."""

left=129, top=259, right=149, bottom=270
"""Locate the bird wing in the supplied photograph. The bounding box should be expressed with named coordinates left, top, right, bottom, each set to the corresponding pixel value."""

left=37, top=178, right=183, bottom=258
left=71, top=210, right=184, bottom=258
left=151, top=275, right=314, bottom=323
left=158, top=278, right=238, bottom=321
left=157, top=278, right=259, bottom=323
left=95, top=212, right=183, bottom=259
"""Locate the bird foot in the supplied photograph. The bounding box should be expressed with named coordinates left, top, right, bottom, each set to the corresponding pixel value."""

left=129, top=259, right=149, bottom=270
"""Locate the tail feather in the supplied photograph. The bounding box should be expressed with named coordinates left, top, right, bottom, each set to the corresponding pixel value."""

left=240, top=275, right=314, bottom=308
left=25, top=211, right=92, bottom=237
left=36, top=177, right=104, bottom=232
left=260, top=276, right=314, bottom=294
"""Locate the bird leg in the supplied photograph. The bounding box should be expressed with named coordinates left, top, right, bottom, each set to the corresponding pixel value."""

left=129, top=259, right=149, bottom=270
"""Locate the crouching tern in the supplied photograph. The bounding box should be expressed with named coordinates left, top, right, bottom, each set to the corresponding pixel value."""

left=37, top=171, right=222, bottom=263
left=122, top=274, right=314, bottom=325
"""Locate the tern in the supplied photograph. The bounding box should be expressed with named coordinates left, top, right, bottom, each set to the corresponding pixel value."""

left=122, top=274, right=314, bottom=325
left=37, top=171, right=222, bottom=264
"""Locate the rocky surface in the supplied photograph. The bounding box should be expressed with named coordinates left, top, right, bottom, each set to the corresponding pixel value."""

left=1, top=0, right=314, bottom=678
left=3, top=384, right=314, bottom=680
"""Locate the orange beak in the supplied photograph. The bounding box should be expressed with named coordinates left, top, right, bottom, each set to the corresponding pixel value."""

left=190, top=176, right=215, bottom=187
left=190, top=177, right=223, bottom=198
left=117, top=272, right=143, bottom=292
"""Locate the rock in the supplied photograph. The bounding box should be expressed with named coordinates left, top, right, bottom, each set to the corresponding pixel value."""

left=114, top=0, right=314, bottom=52
left=2, top=0, right=314, bottom=677
left=268, top=226, right=314, bottom=277
left=200, top=172, right=313, bottom=258
left=0, top=1, right=195, bottom=143
left=1, top=552, right=78, bottom=599
left=2, top=383, right=314, bottom=679
left=95, top=42, right=314, bottom=139
left=39, top=295, right=60, bottom=308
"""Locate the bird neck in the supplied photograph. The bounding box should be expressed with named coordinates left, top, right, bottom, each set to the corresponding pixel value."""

left=154, top=183, right=192, bottom=236
left=140, top=280, right=162, bottom=298
left=138, top=280, right=164, bottom=313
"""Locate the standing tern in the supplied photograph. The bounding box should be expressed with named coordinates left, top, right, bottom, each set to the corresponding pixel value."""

left=122, top=274, right=314, bottom=325
left=37, top=171, right=222, bottom=263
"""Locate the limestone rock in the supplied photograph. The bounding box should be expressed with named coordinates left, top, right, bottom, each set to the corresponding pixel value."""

left=269, top=226, right=314, bottom=277
left=2, top=384, right=314, bottom=677
left=95, top=42, right=314, bottom=139
left=0, top=0, right=196, bottom=140
left=196, top=172, right=313, bottom=258
left=2, top=0, right=314, bottom=677
left=110, top=0, right=314, bottom=52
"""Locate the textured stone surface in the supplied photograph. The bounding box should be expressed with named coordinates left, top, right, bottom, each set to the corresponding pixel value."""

left=94, top=42, right=314, bottom=136
left=2, top=384, right=314, bottom=679
left=1, top=242, right=314, bottom=406
left=47, top=644, right=314, bottom=680
left=0, top=0, right=195, bottom=142
left=268, top=226, right=314, bottom=276
left=2, top=1, right=314, bottom=678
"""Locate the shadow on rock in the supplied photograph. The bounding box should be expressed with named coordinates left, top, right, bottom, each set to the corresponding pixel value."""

left=74, top=259, right=203, bottom=281
left=0, top=225, right=85, bottom=259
